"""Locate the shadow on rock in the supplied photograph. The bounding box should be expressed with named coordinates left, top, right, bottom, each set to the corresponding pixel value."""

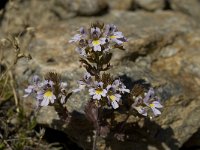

left=52, top=110, right=93, bottom=150
left=51, top=76, right=179, bottom=150
left=105, top=117, right=179, bottom=150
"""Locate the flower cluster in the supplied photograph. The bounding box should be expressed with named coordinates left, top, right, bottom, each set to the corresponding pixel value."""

left=24, top=73, right=68, bottom=107
left=23, top=22, right=164, bottom=150
left=69, top=22, right=127, bottom=57
left=73, top=72, right=130, bottom=109
left=130, top=85, right=163, bottom=117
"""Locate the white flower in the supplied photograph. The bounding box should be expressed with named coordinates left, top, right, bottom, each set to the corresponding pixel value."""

left=105, top=24, right=127, bottom=45
left=89, top=88, right=107, bottom=100
left=23, top=75, right=41, bottom=97
left=40, top=90, right=56, bottom=106
left=143, top=88, right=163, bottom=116
left=107, top=93, right=121, bottom=109
left=89, top=81, right=107, bottom=100
left=132, top=96, right=147, bottom=116
left=147, top=101, right=163, bottom=116
left=133, top=105, right=147, bottom=116
left=72, top=72, right=93, bottom=93
left=90, top=38, right=106, bottom=51
left=69, top=27, right=87, bottom=43
left=24, top=85, right=35, bottom=97
left=112, top=79, right=130, bottom=94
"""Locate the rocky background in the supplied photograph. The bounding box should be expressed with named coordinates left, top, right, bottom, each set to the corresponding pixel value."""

left=1, top=0, right=200, bottom=150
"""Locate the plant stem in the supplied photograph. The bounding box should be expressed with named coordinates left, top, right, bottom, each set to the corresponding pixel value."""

left=93, top=106, right=100, bottom=150
left=92, top=53, right=103, bottom=150
left=9, top=71, right=19, bottom=112
left=92, top=130, right=97, bottom=150
left=119, top=108, right=133, bottom=132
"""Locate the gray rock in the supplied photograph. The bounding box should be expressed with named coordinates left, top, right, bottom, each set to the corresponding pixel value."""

left=0, top=0, right=108, bottom=34
left=181, top=129, right=200, bottom=149
left=74, top=0, right=108, bottom=16
left=132, top=0, right=164, bottom=11
left=107, top=0, right=132, bottom=10
left=171, top=0, right=200, bottom=23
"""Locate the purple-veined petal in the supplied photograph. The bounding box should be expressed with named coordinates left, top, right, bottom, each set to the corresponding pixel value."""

left=91, top=27, right=101, bottom=38
left=143, top=88, right=155, bottom=103
left=93, top=45, right=101, bottom=51
left=36, top=91, right=44, bottom=100
left=151, top=108, right=161, bottom=116
left=106, top=85, right=112, bottom=90
left=133, top=106, right=147, bottom=116
left=112, top=39, right=123, bottom=45
left=69, top=34, right=81, bottom=43
left=111, top=101, right=119, bottom=109
left=50, top=95, right=56, bottom=104
left=32, top=75, right=40, bottom=84
left=152, top=101, right=163, bottom=108
left=100, top=38, right=106, bottom=45
left=41, top=98, right=49, bottom=106
left=101, top=89, right=107, bottom=97
left=93, top=94, right=101, bottom=100
left=24, top=85, right=34, bottom=94
left=89, top=88, right=95, bottom=95
left=115, top=94, right=121, bottom=102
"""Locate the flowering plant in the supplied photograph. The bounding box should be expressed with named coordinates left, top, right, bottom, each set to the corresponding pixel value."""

left=24, top=72, right=71, bottom=120
left=70, top=22, right=162, bottom=149
left=130, top=84, right=163, bottom=117
left=24, top=22, right=163, bottom=150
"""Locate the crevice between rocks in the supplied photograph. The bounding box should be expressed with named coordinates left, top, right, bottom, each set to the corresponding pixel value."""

left=0, top=0, right=7, bottom=25
left=163, top=0, right=172, bottom=10
left=0, top=0, right=7, bottom=10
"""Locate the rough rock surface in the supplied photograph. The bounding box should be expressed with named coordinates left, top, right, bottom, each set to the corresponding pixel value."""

left=1, top=0, right=108, bottom=34
left=171, top=0, right=200, bottom=23
left=1, top=1, right=200, bottom=150
left=132, top=0, right=164, bottom=11
left=181, top=129, right=200, bottom=149
left=108, top=0, right=132, bottom=10
left=74, top=0, right=108, bottom=16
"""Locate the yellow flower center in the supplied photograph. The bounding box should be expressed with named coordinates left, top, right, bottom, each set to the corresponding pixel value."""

left=110, top=35, right=116, bottom=39
left=95, top=89, right=103, bottom=95
left=109, top=95, right=116, bottom=101
left=149, top=103, right=155, bottom=108
left=92, top=40, right=100, bottom=46
left=44, top=91, right=53, bottom=98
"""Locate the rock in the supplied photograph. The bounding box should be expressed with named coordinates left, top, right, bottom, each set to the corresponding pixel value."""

left=181, top=129, right=200, bottom=149
left=0, top=0, right=108, bottom=34
left=171, top=0, right=200, bottom=23
left=107, top=0, right=132, bottom=10
left=132, top=0, right=165, bottom=11
left=74, top=0, right=108, bottom=16
left=1, top=0, right=75, bottom=34
left=150, top=30, right=200, bottom=147
left=1, top=5, right=200, bottom=150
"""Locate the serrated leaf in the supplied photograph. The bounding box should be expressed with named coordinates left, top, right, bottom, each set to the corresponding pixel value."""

left=100, top=53, right=112, bottom=65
